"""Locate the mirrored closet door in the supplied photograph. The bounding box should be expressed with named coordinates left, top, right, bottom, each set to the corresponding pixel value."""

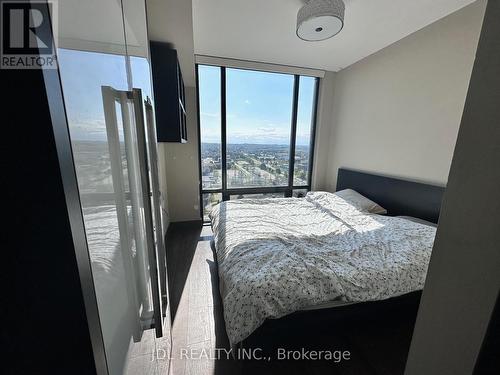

left=54, top=0, right=170, bottom=374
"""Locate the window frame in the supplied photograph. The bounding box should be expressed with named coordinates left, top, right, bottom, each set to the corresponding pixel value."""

left=196, top=64, right=320, bottom=221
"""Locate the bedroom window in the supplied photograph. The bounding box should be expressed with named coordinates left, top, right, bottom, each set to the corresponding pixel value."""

left=197, top=64, right=319, bottom=221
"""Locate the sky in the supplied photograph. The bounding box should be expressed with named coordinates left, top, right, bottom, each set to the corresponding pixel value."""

left=58, top=48, right=152, bottom=141
left=199, top=65, right=316, bottom=146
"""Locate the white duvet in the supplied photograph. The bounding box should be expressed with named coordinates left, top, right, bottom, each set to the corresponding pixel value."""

left=210, top=191, right=436, bottom=346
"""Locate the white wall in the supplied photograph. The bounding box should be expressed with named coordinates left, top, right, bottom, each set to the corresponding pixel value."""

left=163, top=87, right=202, bottom=222
left=312, top=71, right=336, bottom=190
left=147, top=0, right=201, bottom=222
left=322, top=0, right=486, bottom=191
left=147, top=0, right=196, bottom=86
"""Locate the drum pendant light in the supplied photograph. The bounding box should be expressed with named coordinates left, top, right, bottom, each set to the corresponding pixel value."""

left=297, top=0, right=345, bottom=41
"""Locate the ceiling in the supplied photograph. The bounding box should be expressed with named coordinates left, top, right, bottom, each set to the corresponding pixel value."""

left=192, top=0, right=477, bottom=72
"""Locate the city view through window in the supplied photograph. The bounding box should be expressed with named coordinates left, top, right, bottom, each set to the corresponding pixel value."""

left=198, top=65, right=318, bottom=219
left=202, top=143, right=311, bottom=189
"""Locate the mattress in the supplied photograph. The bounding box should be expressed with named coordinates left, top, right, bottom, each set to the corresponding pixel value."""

left=298, top=215, right=436, bottom=312
left=210, top=191, right=437, bottom=346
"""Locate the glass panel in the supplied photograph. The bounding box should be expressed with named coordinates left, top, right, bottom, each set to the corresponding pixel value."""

left=199, top=66, right=222, bottom=189
left=57, top=0, right=162, bottom=369
left=226, top=68, right=294, bottom=188
left=202, top=193, right=222, bottom=221
left=294, top=76, right=316, bottom=186
left=292, top=189, right=308, bottom=198
left=122, top=0, right=149, bottom=59
left=230, top=192, right=285, bottom=200
left=58, top=54, right=137, bottom=375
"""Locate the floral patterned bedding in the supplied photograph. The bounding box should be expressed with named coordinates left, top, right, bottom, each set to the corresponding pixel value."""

left=209, top=191, right=436, bottom=346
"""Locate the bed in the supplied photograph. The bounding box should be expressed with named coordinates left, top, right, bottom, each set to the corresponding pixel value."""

left=209, top=168, right=445, bottom=348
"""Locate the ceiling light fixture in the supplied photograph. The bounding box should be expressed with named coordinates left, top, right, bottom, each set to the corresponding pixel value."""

left=297, top=0, right=345, bottom=41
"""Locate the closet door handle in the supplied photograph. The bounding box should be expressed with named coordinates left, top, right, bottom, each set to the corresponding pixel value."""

left=129, top=89, right=164, bottom=338
left=143, top=98, right=169, bottom=319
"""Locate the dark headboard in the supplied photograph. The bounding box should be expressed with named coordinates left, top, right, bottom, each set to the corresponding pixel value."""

left=336, top=168, right=446, bottom=223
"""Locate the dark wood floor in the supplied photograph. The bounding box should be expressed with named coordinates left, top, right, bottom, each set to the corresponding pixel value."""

left=166, top=221, right=417, bottom=375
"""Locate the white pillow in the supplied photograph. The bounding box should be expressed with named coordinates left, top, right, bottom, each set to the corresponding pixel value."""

left=334, top=189, right=387, bottom=215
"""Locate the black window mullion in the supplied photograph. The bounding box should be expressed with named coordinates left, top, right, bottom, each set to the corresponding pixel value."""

left=195, top=64, right=204, bottom=220
left=221, top=67, right=228, bottom=200
left=226, top=186, right=289, bottom=196
left=287, top=75, right=300, bottom=197
left=307, top=77, right=320, bottom=189
left=202, top=189, right=223, bottom=194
